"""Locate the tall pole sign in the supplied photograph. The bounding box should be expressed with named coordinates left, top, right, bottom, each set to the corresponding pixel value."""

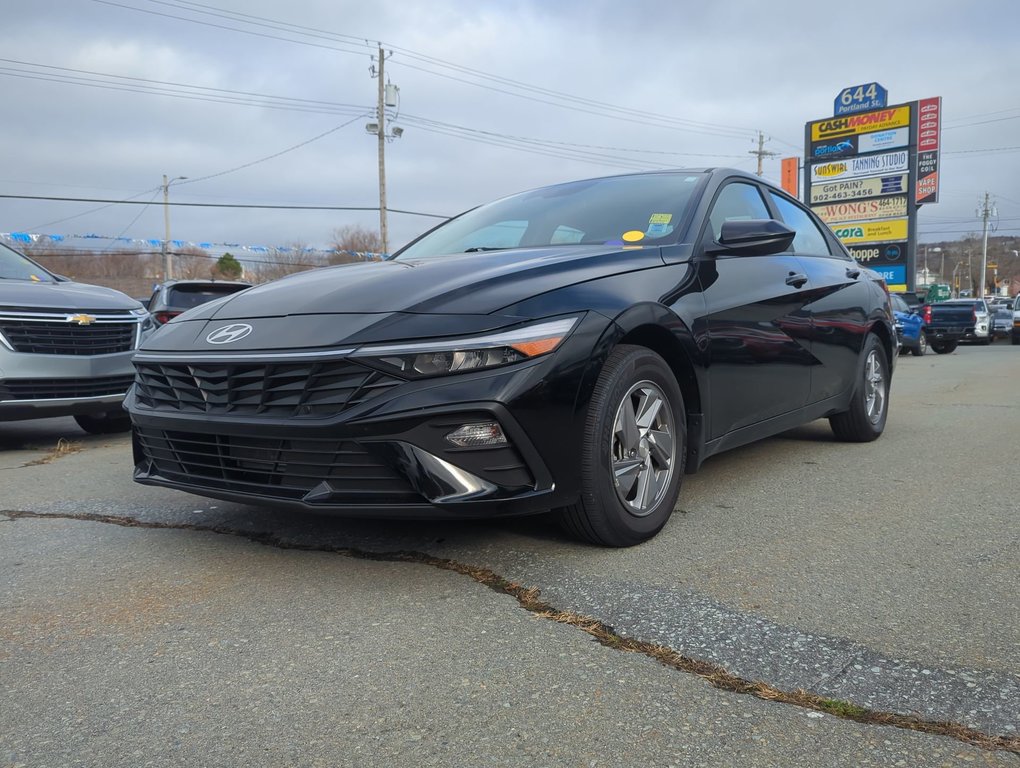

left=804, top=86, right=942, bottom=293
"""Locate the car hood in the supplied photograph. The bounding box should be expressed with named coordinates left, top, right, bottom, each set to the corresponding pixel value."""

left=192, top=245, right=664, bottom=320
left=139, top=245, right=663, bottom=353
left=0, top=279, right=142, bottom=312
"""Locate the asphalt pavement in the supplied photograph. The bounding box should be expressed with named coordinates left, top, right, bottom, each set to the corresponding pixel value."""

left=2, top=342, right=1018, bottom=766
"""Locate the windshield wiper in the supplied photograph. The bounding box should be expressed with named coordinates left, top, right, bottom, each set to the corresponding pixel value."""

left=463, top=246, right=507, bottom=252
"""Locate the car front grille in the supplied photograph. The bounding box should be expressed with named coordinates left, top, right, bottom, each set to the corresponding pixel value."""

left=132, top=358, right=400, bottom=418
left=135, top=427, right=421, bottom=503
left=0, top=375, right=135, bottom=401
left=0, top=313, right=138, bottom=355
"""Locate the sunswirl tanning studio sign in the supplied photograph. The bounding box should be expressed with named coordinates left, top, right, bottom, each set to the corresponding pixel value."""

left=809, top=151, right=909, bottom=184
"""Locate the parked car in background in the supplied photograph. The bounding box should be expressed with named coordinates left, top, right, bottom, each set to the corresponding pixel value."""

left=127, top=168, right=896, bottom=546
left=146, top=279, right=252, bottom=326
left=893, top=291, right=924, bottom=312
left=0, top=240, right=150, bottom=433
left=990, top=304, right=1012, bottom=340
left=922, top=298, right=992, bottom=352
left=890, top=293, right=926, bottom=355
left=1013, top=294, right=1020, bottom=345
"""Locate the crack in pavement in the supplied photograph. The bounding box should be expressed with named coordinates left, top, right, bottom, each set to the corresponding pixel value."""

left=3, top=508, right=1018, bottom=755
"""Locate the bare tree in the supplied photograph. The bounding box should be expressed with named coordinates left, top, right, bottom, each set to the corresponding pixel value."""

left=172, top=246, right=214, bottom=279
left=330, top=224, right=382, bottom=264
left=251, top=244, right=327, bottom=283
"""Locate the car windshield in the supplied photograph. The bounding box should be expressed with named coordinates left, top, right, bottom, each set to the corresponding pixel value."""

left=0, top=242, right=56, bottom=283
left=395, top=173, right=706, bottom=261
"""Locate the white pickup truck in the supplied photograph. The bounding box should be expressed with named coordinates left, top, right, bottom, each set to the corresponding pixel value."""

left=1013, top=294, right=1020, bottom=345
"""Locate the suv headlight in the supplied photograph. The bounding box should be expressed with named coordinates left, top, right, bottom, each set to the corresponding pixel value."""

left=351, top=316, right=579, bottom=378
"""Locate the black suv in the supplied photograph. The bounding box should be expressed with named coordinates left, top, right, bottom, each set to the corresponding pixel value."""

left=146, top=279, right=252, bottom=326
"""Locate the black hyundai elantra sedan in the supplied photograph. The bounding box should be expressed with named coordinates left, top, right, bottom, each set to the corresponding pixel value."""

left=127, top=168, right=895, bottom=546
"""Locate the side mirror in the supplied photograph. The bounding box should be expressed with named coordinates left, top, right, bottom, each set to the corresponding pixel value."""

left=707, top=219, right=796, bottom=256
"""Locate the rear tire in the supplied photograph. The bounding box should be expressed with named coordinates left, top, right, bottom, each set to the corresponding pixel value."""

left=911, top=332, right=928, bottom=356
left=74, top=411, right=132, bottom=435
left=829, top=333, right=889, bottom=443
left=555, top=345, right=686, bottom=547
left=930, top=340, right=958, bottom=354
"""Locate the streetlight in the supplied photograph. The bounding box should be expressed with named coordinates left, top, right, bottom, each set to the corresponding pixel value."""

left=927, top=246, right=941, bottom=283
left=162, top=174, right=188, bottom=280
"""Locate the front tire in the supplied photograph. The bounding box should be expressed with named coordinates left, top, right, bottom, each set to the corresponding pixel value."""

left=74, top=410, right=132, bottom=435
left=829, top=333, right=889, bottom=443
left=555, top=345, right=686, bottom=547
left=911, top=331, right=928, bottom=356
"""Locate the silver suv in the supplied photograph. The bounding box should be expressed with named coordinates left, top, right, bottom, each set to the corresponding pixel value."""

left=0, top=241, right=150, bottom=433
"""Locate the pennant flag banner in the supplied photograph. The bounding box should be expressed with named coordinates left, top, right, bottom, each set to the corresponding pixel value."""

left=1, top=231, right=386, bottom=261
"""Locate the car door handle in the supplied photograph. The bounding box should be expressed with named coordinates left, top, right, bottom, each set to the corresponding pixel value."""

left=846, top=267, right=861, bottom=279
left=785, top=272, right=808, bottom=288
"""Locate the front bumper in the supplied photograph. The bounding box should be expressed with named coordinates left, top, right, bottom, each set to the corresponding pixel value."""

left=127, top=315, right=605, bottom=517
left=0, top=348, right=136, bottom=421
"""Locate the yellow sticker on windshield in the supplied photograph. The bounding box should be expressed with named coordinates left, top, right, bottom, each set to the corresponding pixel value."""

left=649, top=213, right=672, bottom=225
left=30, top=274, right=41, bottom=282
left=622, top=230, right=645, bottom=242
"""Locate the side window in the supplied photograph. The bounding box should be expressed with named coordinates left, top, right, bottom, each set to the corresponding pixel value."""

left=707, top=182, right=771, bottom=241
left=769, top=192, right=832, bottom=256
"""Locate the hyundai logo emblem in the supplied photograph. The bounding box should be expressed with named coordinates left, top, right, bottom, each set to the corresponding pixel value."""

left=206, top=323, right=254, bottom=344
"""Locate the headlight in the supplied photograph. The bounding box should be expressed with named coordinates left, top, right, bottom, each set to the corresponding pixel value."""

left=351, top=316, right=579, bottom=378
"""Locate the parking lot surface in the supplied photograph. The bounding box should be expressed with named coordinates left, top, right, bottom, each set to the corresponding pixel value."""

left=2, top=343, right=1018, bottom=766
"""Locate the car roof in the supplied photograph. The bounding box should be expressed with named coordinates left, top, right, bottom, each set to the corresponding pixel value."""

left=160, top=279, right=252, bottom=287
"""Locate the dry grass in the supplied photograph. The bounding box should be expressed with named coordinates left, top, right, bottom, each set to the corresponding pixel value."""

left=20, top=438, right=84, bottom=467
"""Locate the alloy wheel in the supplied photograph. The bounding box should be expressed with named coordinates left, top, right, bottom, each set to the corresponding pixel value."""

left=611, top=380, right=675, bottom=517
left=864, top=349, right=886, bottom=424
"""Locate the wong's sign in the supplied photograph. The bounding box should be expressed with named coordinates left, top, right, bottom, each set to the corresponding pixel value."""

left=813, top=196, right=908, bottom=224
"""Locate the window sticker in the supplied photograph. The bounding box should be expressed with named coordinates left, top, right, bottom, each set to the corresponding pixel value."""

left=646, top=213, right=673, bottom=237
left=622, top=230, right=645, bottom=242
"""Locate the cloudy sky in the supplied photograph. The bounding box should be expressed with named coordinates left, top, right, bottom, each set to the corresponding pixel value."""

left=2, top=0, right=1018, bottom=256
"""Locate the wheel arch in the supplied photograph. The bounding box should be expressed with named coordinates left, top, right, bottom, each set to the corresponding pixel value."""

left=579, top=303, right=706, bottom=472
left=869, top=318, right=895, bottom=368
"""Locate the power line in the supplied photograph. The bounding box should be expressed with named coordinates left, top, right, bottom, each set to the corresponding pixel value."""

left=93, top=0, right=759, bottom=140
left=177, top=113, right=372, bottom=187
left=0, top=59, right=744, bottom=170
left=27, top=185, right=163, bottom=231
left=0, top=194, right=450, bottom=218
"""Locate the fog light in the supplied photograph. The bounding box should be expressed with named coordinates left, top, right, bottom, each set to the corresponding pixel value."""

left=445, top=422, right=508, bottom=447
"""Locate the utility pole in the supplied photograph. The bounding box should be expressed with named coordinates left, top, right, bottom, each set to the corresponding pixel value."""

left=375, top=45, right=388, bottom=256
left=749, top=131, right=779, bottom=177
left=366, top=47, right=403, bottom=257
left=161, top=174, right=187, bottom=281
left=977, top=192, right=995, bottom=299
